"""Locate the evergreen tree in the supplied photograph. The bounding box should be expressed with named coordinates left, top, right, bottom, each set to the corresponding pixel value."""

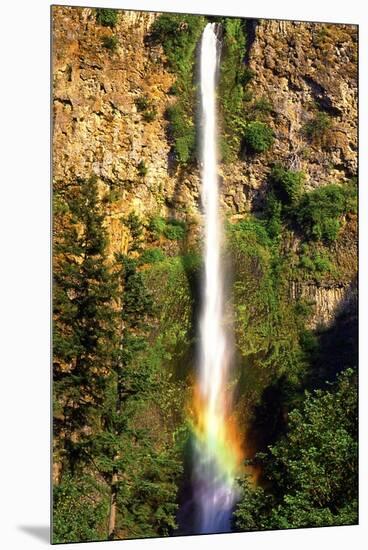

left=83, top=220, right=182, bottom=540
left=53, top=175, right=119, bottom=474
left=97, top=251, right=153, bottom=539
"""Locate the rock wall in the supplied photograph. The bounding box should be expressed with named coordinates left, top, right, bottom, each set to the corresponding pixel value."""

left=290, top=279, right=357, bottom=330
left=287, top=213, right=358, bottom=329
left=243, top=19, right=357, bottom=194
left=52, top=7, right=357, bottom=325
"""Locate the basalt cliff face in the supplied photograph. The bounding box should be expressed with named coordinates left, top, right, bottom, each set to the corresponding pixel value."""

left=244, top=19, right=357, bottom=193
left=52, top=7, right=357, bottom=329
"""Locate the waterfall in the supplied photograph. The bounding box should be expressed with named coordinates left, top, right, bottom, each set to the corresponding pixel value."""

left=192, top=22, right=242, bottom=535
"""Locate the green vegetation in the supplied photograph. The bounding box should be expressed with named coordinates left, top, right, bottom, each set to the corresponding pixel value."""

left=54, top=14, right=357, bottom=542
left=164, top=220, right=187, bottom=240
left=53, top=183, right=188, bottom=542
left=53, top=176, right=119, bottom=541
left=243, top=121, right=274, bottom=153
left=140, top=248, right=166, bottom=264
left=270, top=164, right=305, bottom=206
left=148, top=215, right=187, bottom=241
left=303, top=111, right=332, bottom=144
left=122, top=212, right=144, bottom=253
left=137, top=160, right=148, bottom=177
left=151, top=14, right=206, bottom=74
left=95, top=8, right=118, bottom=28
left=166, top=103, right=196, bottom=165
left=252, top=96, right=273, bottom=117
left=297, top=182, right=357, bottom=242
left=150, top=15, right=272, bottom=163
left=101, top=35, right=118, bottom=52
left=53, top=175, right=119, bottom=441
left=103, top=187, right=122, bottom=204
left=218, top=18, right=248, bottom=161
left=53, top=474, right=108, bottom=543
left=148, top=215, right=166, bottom=237
left=135, top=95, right=157, bottom=122
left=135, top=95, right=150, bottom=112
left=151, top=14, right=206, bottom=164
left=54, top=177, right=357, bottom=539
left=228, top=217, right=311, bottom=389
left=266, top=166, right=357, bottom=246
left=264, top=193, right=282, bottom=240
left=298, top=244, right=334, bottom=280
left=93, top=251, right=181, bottom=539
left=235, top=369, right=357, bottom=530
left=217, top=20, right=276, bottom=161
left=230, top=211, right=357, bottom=533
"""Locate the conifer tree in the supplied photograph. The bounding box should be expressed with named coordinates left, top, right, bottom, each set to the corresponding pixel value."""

left=53, top=175, right=119, bottom=474
left=88, top=218, right=182, bottom=539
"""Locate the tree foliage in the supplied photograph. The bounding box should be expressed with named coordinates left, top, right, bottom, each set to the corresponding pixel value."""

left=270, top=164, right=305, bottom=206
left=53, top=12, right=358, bottom=540
left=297, top=182, right=357, bottom=242
left=53, top=176, right=119, bottom=454
left=95, top=8, right=118, bottom=28
left=53, top=193, right=188, bottom=542
left=148, top=215, right=187, bottom=241
left=101, top=35, right=118, bottom=52
left=53, top=474, right=108, bottom=543
left=235, top=369, right=358, bottom=530
left=243, top=121, right=274, bottom=153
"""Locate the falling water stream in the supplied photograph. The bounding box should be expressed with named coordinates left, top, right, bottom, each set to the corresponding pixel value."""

left=191, top=23, right=243, bottom=534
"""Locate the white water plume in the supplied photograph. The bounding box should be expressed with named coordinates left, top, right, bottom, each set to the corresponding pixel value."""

left=192, top=22, right=241, bottom=535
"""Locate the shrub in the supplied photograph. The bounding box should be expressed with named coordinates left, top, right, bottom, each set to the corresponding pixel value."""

left=137, top=160, right=148, bottom=177
left=148, top=216, right=186, bottom=241
left=314, top=254, right=333, bottom=273
left=53, top=474, right=107, bottom=543
left=149, top=216, right=167, bottom=238
left=135, top=95, right=157, bottom=122
left=299, top=329, right=319, bottom=356
left=299, top=254, right=315, bottom=271
left=101, top=35, right=118, bottom=51
left=228, top=218, right=272, bottom=250
left=265, top=193, right=283, bottom=240
left=166, top=104, right=195, bottom=164
left=227, top=215, right=312, bottom=386
left=303, top=112, right=332, bottom=143
left=240, top=67, right=256, bottom=85
left=95, top=8, right=118, bottom=28
left=253, top=96, right=273, bottom=115
left=140, top=248, right=165, bottom=264
left=123, top=212, right=143, bottom=238
left=298, top=249, right=332, bottom=277
left=234, top=369, right=357, bottom=530
left=103, top=187, right=121, bottom=203
left=243, top=89, right=253, bottom=103
left=297, top=182, right=357, bottom=242
left=150, top=14, right=206, bottom=74
left=244, top=122, right=274, bottom=153
left=174, top=134, right=195, bottom=165
left=135, top=96, right=150, bottom=111
left=164, top=219, right=186, bottom=240
left=270, top=164, right=305, bottom=205
left=219, top=136, right=233, bottom=164
left=142, top=109, right=157, bottom=122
